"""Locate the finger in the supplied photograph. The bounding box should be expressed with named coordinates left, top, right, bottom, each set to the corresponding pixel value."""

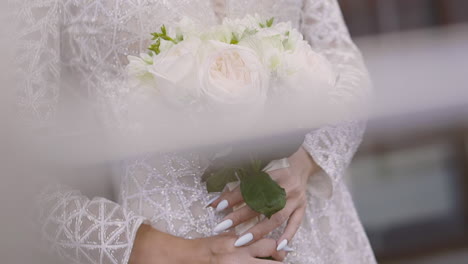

left=213, top=205, right=260, bottom=233
left=235, top=204, right=295, bottom=247
left=276, top=206, right=306, bottom=252
left=265, top=169, right=282, bottom=181
left=211, top=186, right=244, bottom=212
left=204, top=193, right=222, bottom=208
left=247, top=239, right=286, bottom=262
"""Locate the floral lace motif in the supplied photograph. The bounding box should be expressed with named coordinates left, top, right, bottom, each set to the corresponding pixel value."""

left=16, top=0, right=376, bottom=263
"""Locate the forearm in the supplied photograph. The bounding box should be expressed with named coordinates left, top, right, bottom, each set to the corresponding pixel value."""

left=298, top=0, right=370, bottom=197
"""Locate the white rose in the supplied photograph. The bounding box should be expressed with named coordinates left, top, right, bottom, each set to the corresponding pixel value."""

left=127, top=54, right=151, bottom=76
left=240, top=14, right=263, bottom=29
left=159, top=39, right=175, bottom=54
left=283, top=28, right=305, bottom=51
left=126, top=53, right=156, bottom=88
left=155, top=20, right=202, bottom=54
left=272, top=21, right=293, bottom=34
left=176, top=17, right=203, bottom=39
left=239, top=34, right=284, bottom=71
left=279, top=41, right=336, bottom=92
left=199, top=41, right=269, bottom=107
left=223, top=14, right=263, bottom=32
left=238, top=23, right=304, bottom=72
left=204, top=25, right=235, bottom=44
left=256, top=21, right=292, bottom=39
left=220, top=14, right=273, bottom=44
left=147, top=38, right=202, bottom=105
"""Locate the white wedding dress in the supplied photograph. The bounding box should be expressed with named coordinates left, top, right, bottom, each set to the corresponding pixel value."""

left=15, top=0, right=376, bottom=263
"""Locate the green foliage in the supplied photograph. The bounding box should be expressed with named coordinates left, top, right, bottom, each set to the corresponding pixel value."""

left=148, top=25, right=183, bottom=55
left=259, top=17, right=275, bottom=28
left=266, top=17, right=275, bottom=28
left=238, top=161, right=286, bottom=219
left=148, top=38, right=161, bottom=55
left=230, top=29, right=259, bottom=45
left=203, top=159, right=286, bottom=219
left=204, top=167, right=239, bottom=193
left=230, top=33, right=240, bottom=45
left=176, top=33, right=184, bottom=42
left=161, top=25, right=167, bottom=35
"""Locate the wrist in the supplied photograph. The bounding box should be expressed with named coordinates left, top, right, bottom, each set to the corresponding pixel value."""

left=129, top=224, right=210, bottom=264
left=129, top=224, right=153, bottom=264
left=288, top=147, right=318, bottom=181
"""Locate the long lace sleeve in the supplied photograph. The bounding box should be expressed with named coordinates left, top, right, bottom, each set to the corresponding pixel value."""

left=15, top=0, right=62, bottom=126
left=300, top=0, right=371, bottom=198
left=38, top=185, right=146, bottom=264
left=15, top=2, right=146, bottom=263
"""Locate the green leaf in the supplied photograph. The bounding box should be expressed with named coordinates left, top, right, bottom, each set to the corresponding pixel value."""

left=203, top=167, right=239, bottom=193
left=148, top=24, right=184, bottom=54
left=160, top=35, right=174, bottom=42
left=202, top=157, right=286, bottom=219
left=242, top=29, right=259, bottom=39
left=176, top=33, right=184, bottom=42
left=148, top=38, right=161, bottom=55
left=266, top=17, right=275, bottom=27
left=259, top=17, right=275, bottom=28
left=151, top=33, right=160, bottom=40
left=230, top=33, right=239, bottom=45
left=239, top=163, right=286, bottom=219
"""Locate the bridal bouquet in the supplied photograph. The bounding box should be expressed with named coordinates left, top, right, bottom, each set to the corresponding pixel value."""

left=126, top=15, right=335, bottom=221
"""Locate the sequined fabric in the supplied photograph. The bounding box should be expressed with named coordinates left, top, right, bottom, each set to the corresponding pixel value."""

left=16, top=0, right=376, bottom=263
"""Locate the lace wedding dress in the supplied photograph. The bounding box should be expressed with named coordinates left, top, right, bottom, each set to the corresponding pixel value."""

left=15, top=0, right=376, bottom=263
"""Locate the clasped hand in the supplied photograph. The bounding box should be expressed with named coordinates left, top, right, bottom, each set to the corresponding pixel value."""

left=208, top=147, right=317, bottom=253
left=130, top=147, right=318, bottom=264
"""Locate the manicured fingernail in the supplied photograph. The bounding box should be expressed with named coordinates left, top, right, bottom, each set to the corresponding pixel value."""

left=205, top=195, right=221, bottom=208
left=216, top=200, right=229, bottom=212
left=276, top=239, right=288, bottom=251
left=283, top=246, right=294, bottom=252
left=234, top=233, right=253, bottom=247
left=213, top=219, right=233, bottom=233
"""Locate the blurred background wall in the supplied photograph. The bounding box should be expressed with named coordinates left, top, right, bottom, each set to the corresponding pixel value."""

left=339, top=0, right=468, bottom=263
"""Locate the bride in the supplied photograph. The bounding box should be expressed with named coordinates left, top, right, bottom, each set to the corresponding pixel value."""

left=16, top=0, right=376, bottom=263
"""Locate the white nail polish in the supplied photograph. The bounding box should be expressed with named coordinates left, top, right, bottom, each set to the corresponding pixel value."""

left=213, top=219, right=233, bottom=233
left=283, top=246, right=294, bottom=252
left=216, top=200, right=229, bottom=212
left=234, top=233, right=253, bottom=247
left=205, top=195, right=221, bottom=208
left=276, top=239, right=288, bottom=251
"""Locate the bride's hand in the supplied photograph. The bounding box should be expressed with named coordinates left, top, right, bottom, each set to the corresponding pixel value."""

left=129, top=224, right=286, bottom=264
left=208, top=147, right=318, bottom=252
